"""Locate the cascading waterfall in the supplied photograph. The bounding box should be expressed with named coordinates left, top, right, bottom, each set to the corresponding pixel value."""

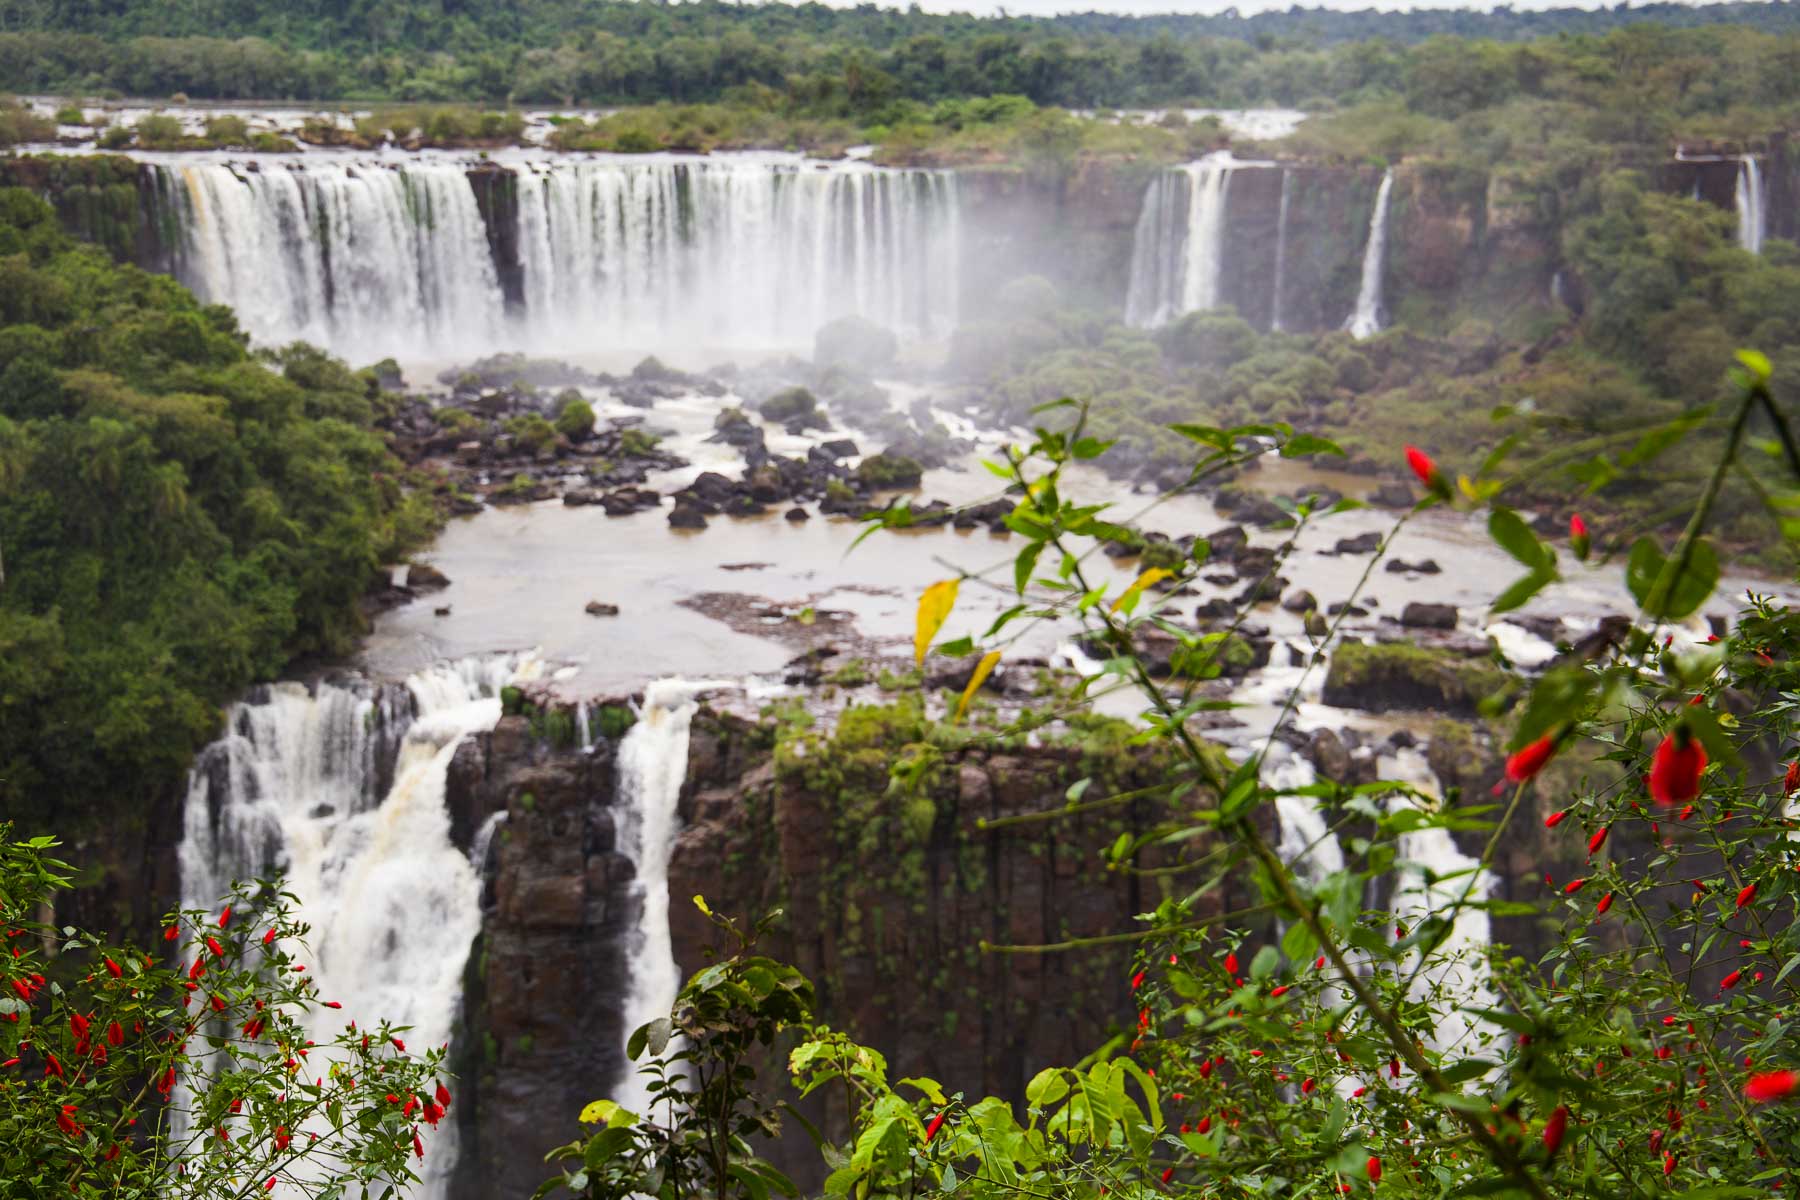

left=513, top=158, right=960, bottom=352
left=178, top=653, right=542, bottom=1197
left=1124, top=154, right=1243, bottom=328
left=1737, top=155, right=1767, bottom=255
left=1345, top=169, right=1394, bottom=339
left=1269, top=168, right=1292, bottom=333
left=143, top=154, right=960, bottom=361
left=610, top=677, right=732, bottom=1117
left=1378, top=748, right=1496, bottom=1055
left=1266, top=753, right=1345, bottom=886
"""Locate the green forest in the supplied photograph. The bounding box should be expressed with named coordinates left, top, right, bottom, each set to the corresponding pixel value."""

left=1, top=0, right=1800, bottom=107
left=0, top=192, right=436, bottom=834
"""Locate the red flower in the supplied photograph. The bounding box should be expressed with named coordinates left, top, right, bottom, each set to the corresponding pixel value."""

left=104, top=958, right=122, bottom=979
left=1586, top=827, right=1608, bottom=857
left=1506, top=736, right=1558, bottom=783
left=218, top=906, right=232, bottom=929
left=263, top=928, right=277, bottom=946
left=1301, top=1077, right=1315, bottom=1094
left=1366, top=1156, right=1382, bottom=1183
left=1543, top=1105, right=1568, bottom=1156
left=274, top=1125, right=291, bottom=1151
left=55, top=1104, right=83, bottom=1138
left=413, top=1131, right=424, bottom=1160
left=1223, top=951, right=1238, bottom=975
left=107, top=1021, right=123, bottom=1047
left=163, top=926, right=179, bottom=942
left=44, top=1052, right=63, bottom=1078
left=925, top=1110, right=946, bottom=1143
left=1544, top=810, right=1567, bottom=828
left=205, top=937, right=225, bottom=959
left=1131, top=970, right=1146, bottom=990
left=1563, top=878, right=1586, bottom=894
left=390, top=1036, right=406, bottom=1052
left=1595, top=892, right=1613, bottom=917
left=1722, top=970, right=1743, bottom=990
left=1747, top=1071, right=1798, bottom=1103
left=435, top=1082, right=452, bottom=1108
left=1160, top=1168, right=1173, bottom=1184
left=1404, top=445, right=1447, bottom=497
left=1270, top=985, right=1290, bottom=997
left=1737, top=883, right=1758, bottom=910
left=1649, top=731, right=1707, bottom=807
left=1569, top=514, right=1590, bottom=561
left=1663, top=1151, right=1676, bottom=1176
left=1786, top=760, right=1800, bottom=797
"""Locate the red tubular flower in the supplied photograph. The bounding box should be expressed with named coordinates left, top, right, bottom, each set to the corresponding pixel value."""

left=1786, top=761, right=1800, bottom=798
left=1737, top=883, right=1758, bottom=910
left=1160, top=1168, right=1173, bottom=1184
left=44, top=1052, right=63, bottom=1078
left=390, top=1036, right=406, bottom=1052
left=1663, top=1151, right=1676, bottom=1177
left=1404, top=445, right=1448, bottom=497
left=1747, top=1071, right=1798, bottom=1103
left=1569, top=514, right=1590, bottom=562
left=55, top=1104, right=83, bottom=1137
left=1648, top=1129, right=1664, bottom=1154
left=205, top=937, right=225, bottom=959
left=1722, top=970, right=1743, bottom=990
left=107, top=1021, right=123, bottom=1047
left=435, top=1082, right=452, bottom=1108
left=1196, top=1116, right=1212, bottom=1133
left=1564, top=878, right=1587, bottom=894
left=1649, top=730, right=1707, bottom=807
left=188, top=958, right=205, bottom=982
left=104, top=958, right=122, bottom=979
left=1301, top=1078, right=1315, bottom=1094
left=1543, top=1105, right=1568, bottom=1156
left=1587, top=827, right=1608, bottom=857
left=163, top=926, right=179, bottom=942
left=1367, top=1156, right=1382, bottom=1183
left=218, top=906, right=232, bottom=929
left=1506, top=736, right=1558, bottom=783
left=1389, top=1057, right=1400, bottom=1079
left=1131, top=970, right=1146, bottom=990
left=1223, top=951, right=1238, bottom=975
left=274, top=1125, right=291, bottom=1151
left=413, top=1131, right=424, bottom=1160
left=1270, top=985, right=1290, bottom=997
left=264, top=1180, right=276, bottom=1194
left=923, top=1109, right=947, bottom=1143
left=1544, top=810, right=1568, bottom=829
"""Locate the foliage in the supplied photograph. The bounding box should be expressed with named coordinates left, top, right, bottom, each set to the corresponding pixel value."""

left=0, top=190, right=438, bottom=833
left=0, top=828, right=449, bottom=1199
left=549, top=349, right=1800, bottom=1197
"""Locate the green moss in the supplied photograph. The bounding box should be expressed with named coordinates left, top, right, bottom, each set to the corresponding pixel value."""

left=500, top=685, right=525, bottom=716
left=1322, top=641, right=1514, bottom=715
left=620, top=428, right=660, bottom=456
left=855, top=453, right=924, bottom=490
left=876, top=667, right=924, bottom=691
left=436, top=406, right=481, bottom=434
left=517, top=791, right=536, bottom=812
left=589, top=704, right=635, bottom=740
left=543, top=707, right=577, bottom=748
left=827, top=658, right=870, bottom=686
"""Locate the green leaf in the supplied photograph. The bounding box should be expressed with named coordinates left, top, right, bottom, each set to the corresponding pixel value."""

left=1248, top=945, right=1280, bottom=981
left=1071, top=436, right=1115, bottom=459
left=1014, top=541, right=1044, bottom=596
left=1627, top=535, right=1719, bottom=620
left=1026, top=1067, right=1070, bottom=1107
left=1169, top=423, right=1232, bottom=451
left=1488, top=507, right=1549, bottom=569
left=1280, top=918, right=1317, bottom=965
left=644, top=1016, right=672, bottom=1056
left=1491, top=567, right=1555, bottom=615
left=1280, top=433, right=1344, bottom=459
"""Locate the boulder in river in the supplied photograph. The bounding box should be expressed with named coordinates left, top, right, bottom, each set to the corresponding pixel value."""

left=409, top=563, right=450, bottom=590
left=785, top=507, right=809, bottom=522
left=1330, top=531, right=1382, bottom=555
left=1401, top=602, right=1458, bottom=630
left=584, top=601, right=620, bottom=616
left=1384, top=558, right=1442, bottom=575
left=668, top=505, right=708, bottom=530
left=1280, top=589, right=1317, bottom=614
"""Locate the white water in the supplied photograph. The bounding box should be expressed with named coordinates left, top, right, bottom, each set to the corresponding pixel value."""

left=145, top=154, right=960, bottom=361
left=1737, top=155, right=1767, bottom=255
left=1269, top=167, right=1292, bottom=333
left=178, top=653, right=541, bottom=1197
left=1124, top=153, right=1248, bottom=328
left=611, top=677, right=733, bottom=1117
left=1345, top=169, right=1394, bottom=339
left=513, top=158, right=959, bottom=353
left=1265, top=754, right=1345, bottom=886
left=1379, top=748, right=1496, bottom=1055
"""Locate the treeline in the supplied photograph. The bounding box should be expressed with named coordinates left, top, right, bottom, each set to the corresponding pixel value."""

left=3, top=1, right=1800, bottom=108
left=0, top=190, right=436, bottom=832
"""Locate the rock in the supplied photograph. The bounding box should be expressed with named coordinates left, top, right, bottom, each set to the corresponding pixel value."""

left=818, top=438, right=859, bottom=459
left=855, top=453, right=924, bottom=490
left=1205, top=525, right=1248, bottom=560
left=562, top=489, right=600, bottom=507
left=1280, top=589, right=1317, bottom=614
left=1293, top=485, right=1343, bottom=509
left=1384, top=558, right=1441, bottom=575
left=409, top=563, right=450, bottom=590
left=1330, top=531, right=1382, bottom=555
left=784, top=507, right=809, bottom=522
left=1236, top=574, right=1288, bottom=606
left=1305, top=729, right=1352, bottom=783
left=759, top=387, right=818, bottom=423
left=1321, top=641, right=1508, bottom=715
left=1369, top=483, right=1416, bottom=508
left=668, top=506, right=708, bottom=530
left=447, top=495, right=484, bottom=516
left=1195, top=598, right=1235, bottom=620
left=455, top=440, right=484, bottom=465
left=1401, top=602, right=1459, bottom=630
left=433, top=605, right=451, bottom=617
left=1203, top=572, right=1237, bottom=586
left=722, top=494, right=767, bottom=517
left=688, top=472, right=737, bottom=504
left=584, top=601, right=620, bottom=616
left=1214, top=486, right=1289, bottom=528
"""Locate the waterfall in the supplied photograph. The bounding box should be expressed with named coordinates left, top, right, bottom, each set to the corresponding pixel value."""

left=1269, top=168, right=1292, bottom=333
left=142, top=155, right=960, bottom=361
left=1124, top=154, right=1242, bottom=328
left=1378, top=747, right=1496, bottom=1055
left=1345, top=169, right=1394, bottom=339
left=1266, top=754, right=1344, bottom=886
left=610, top=677, right=731, bottom=1116
left=1737, top=156, right=1767, bottom=254
left=178, top=653, right=541, bottom=1197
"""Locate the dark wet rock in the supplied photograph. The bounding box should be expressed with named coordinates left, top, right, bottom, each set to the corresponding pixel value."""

left=1196, top=598, right=1235, bottom=620
left=817, top=439, right=859, bottom=459
left=1401, top=602, right=1459, bottom=630
left=1330, top=531, right=1383, bottom=555
left=448, top=494, right=484, bottom=516
left=1281, top=589, right=1317, bottom=614
left=1293, top=485, right=1343, bottom=510
left=1205, top=525, right=1248, bottom=560
left=584, top=601, right=620, bottom=617
left=688, top=472, right=737, bottom=504
left=433, top=605, right=451, bottom=617
left=759, top=387, right=818, bottom=423
left=723, top=494, right=768, bottom=517
left=1370, top=482, right=1416, bottom=508
left=1322, top=640, right=1509, bottom=715
left=668, top=505, right=708, bottom=530
left=409, top=563, right=450, bottom=590
left=1327, top=602, right=1371, bottom=617
left=855, top=453, right=923, bottom=490
left=1203, top=572, right=1237, bottom=586
left=1214, top=486, right=1289, bottom=528
left=782, top=646, right=839, bottom=685
left=1236, top=574, right=1288, bottom=606
left=953, top=499, right=1012, bottom=530
left=785, top=507, right=809, bottom=522
left=1236, top=545, right=1279, bottom=579
left=562, top=489, right=600, bottom=507
left=1305, top=728, right=1352, bottom=783
left=1384, top=558, right=1442, bottom=575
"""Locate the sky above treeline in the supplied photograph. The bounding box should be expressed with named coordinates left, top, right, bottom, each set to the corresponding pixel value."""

left=822, top=0, right=1719, bottom=17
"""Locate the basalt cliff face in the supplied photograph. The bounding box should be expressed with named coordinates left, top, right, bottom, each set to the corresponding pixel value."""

left=439, top=698, right=1232, bottom=1197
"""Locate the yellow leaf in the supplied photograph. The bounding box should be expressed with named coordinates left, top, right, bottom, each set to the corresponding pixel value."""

left=954, top=651, right=1002, bottom=722
left=692, top=894, right=712, bottom=916
left=914, top=578, right=960, bottom=664
left=580, top=1099, right=635, bottom=1126
left=1457, top=473, right=1480, bottom=501
left=1110, top=568, right=1172, bottom=614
